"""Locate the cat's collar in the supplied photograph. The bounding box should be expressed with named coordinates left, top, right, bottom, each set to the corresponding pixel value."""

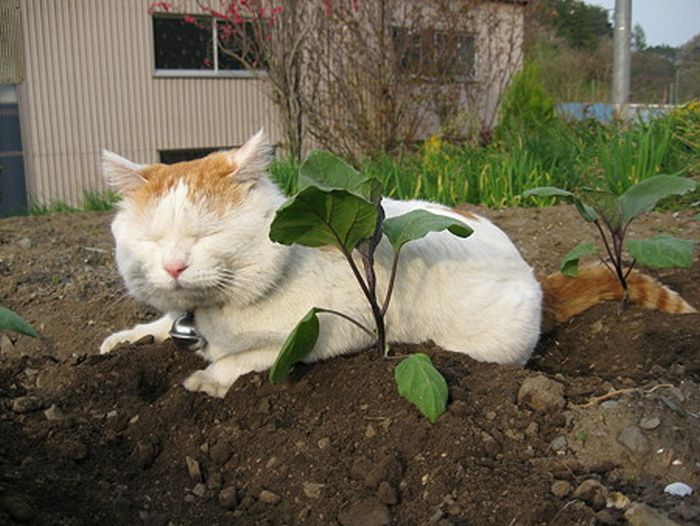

left=169, top=312, right=207, bottom=352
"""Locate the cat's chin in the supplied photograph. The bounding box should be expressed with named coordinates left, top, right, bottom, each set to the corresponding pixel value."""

left=135, top=288, right=224, bottom=313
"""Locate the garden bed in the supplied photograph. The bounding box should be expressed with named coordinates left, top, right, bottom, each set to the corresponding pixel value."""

left=1, top=205, right=698, bottom=525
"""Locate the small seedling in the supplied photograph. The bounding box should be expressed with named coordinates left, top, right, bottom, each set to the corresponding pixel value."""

left=0, top=306, right=38, bottom=337
left=267, top=150, right=471, bottom=422
left=525, top=175, right=696, bottom=298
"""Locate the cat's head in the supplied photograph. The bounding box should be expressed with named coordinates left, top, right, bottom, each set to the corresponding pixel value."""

left=102, top=130, right=287, bottom=312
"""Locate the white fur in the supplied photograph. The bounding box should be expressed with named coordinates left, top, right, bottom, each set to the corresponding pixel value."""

left=101, top=133, right=542, bottom=398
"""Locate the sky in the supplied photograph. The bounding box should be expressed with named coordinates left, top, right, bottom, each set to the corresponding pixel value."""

left=584, top=0, right=700, bottom=47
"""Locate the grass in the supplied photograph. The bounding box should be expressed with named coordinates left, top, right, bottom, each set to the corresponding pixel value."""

left=271, top=104, right=699, bottom=209
left=22, top=103, right=700, bottom=215
left=28, top=190, right=120, bottom=216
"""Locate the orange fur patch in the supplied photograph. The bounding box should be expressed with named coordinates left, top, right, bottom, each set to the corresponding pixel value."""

left=451, top=207, right=480, bottom=221
left=541, top=264, right=696, bottom=332
left=129, top=152, right=248, bottom=214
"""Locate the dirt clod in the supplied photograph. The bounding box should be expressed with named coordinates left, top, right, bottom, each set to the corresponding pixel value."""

left=218, top=486, right=238, bottom=510
left=625, top=502, right=682, bottom=526
left=258, top=489, right=281, bottom=505
left=617, top=425, right=651, bottom=454
left=517, top=374, right=566, bottom=412
left=0, top=494, right=35, bottom=523
left=550, top=480, right=572, bottom=498
left=337, top=497, right=391, bottom=526
left=10, top=395, right=43, bottom=413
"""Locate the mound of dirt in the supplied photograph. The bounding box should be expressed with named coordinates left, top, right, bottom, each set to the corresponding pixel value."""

left=1, top=205, right=699, bottom=525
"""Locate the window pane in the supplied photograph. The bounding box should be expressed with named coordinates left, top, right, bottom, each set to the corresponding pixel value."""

left=391, top=26, right=421, bottom=73
left=153, top=15, right=213, bottom=70
left=217, top=21, right=265, bottom=70
left=160, top=147, right=225, bottom=164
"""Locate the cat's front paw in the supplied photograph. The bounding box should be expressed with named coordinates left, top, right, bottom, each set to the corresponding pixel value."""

left=100, top=330, right=135, bottom=355
left=183, top=370, right=232, bottom=398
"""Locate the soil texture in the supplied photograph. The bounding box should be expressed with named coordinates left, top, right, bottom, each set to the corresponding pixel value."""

left=1, top=205, right=699, bottom=525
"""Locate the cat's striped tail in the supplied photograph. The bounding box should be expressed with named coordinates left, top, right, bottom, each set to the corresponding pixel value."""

left=540, top=264, right=696, bottom=332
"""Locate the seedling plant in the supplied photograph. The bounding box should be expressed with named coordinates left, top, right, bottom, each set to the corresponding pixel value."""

left=267, top=150, right=473, bottom=422
left=524, top=175, right=696, bottom=296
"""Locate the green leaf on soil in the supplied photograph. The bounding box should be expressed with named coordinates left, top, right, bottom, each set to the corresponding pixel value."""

left=618, top=175, right=696, bottom=223
left=626, top=235, right=694, bottom=269
left=394, top=353, right=448, bottom=423
left=0, top=306, right=38, bottom=337
left=269, top=308, right=320, bottom=384
left=383, top=209, right=472, bottom=252
left=269, top=186, right=378, bottom=252
left=559, top=242, right=597, bottom=277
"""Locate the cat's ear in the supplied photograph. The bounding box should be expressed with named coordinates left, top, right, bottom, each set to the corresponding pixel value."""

left=102, top=150, right=147, bottom=194
left=227, top=129, right=273, bottom=182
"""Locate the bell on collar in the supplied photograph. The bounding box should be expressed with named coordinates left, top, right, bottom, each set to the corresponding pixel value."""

left=169, top=313, right=207, bottom=352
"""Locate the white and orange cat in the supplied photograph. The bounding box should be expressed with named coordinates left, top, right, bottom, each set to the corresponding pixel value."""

left=99, top=130, right=695, bottom=397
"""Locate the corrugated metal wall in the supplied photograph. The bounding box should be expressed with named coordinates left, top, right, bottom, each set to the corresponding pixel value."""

left=16, top=0, right=280, bottom=206
left=0, top=0, right=24, bottom=83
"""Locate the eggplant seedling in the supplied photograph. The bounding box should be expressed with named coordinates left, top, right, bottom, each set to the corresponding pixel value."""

left=525, top=175, right=696, bottom=298
left=267, top=150, right=472, bottom=422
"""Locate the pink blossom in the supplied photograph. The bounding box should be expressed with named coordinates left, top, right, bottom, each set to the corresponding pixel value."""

left=147, top=1, right=173, bottom=15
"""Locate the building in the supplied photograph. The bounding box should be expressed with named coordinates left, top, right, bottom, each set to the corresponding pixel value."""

left=0, top=0, right=524, bottom=216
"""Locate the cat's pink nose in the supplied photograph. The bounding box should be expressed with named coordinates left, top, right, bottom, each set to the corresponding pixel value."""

left=164, top=260, right=188, bottom=279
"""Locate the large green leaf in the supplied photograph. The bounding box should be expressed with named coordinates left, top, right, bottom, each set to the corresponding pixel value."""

left=298, top=150, right=383, bottom=203
left=383, top=209, right=472, bottom=252
left=559, top=242, right=597, bottom=277
left=626, top=235, right=694, bottom=269
left=619, top=175, right=696, bottom=223
left=269, top=308, right=320, bottom=384
left=269, top=186, right=379, bottom=252
left=0, top=306, right=38, bottom=337
left=524, top=186, right=597, bottom=222
left=394, top=353, right=448, bottom=423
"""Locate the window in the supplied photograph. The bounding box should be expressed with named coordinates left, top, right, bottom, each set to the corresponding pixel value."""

left=159, top=147, right=226, bottom=164
left=392, top=27, right=475, bottom=80
left=152, top=14, right=264, bottom=76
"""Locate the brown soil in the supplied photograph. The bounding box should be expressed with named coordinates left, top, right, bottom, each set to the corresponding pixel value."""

left=1, top=205, right=699, bottom=525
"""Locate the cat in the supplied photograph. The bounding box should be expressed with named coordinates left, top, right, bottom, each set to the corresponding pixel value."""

left=99, top=130, right=696, bottom=398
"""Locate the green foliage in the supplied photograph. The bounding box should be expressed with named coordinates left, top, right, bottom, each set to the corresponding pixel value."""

left=525, top=175, right=697, bottom=291
left=270, top=187, right=378, bottom=251
left=496, top=63, right=556, bottom=140
left=394, top=353, right=448, bottom=423
left=592, top=119, right=678, bottom=194
left=269, top=150, right=461, bottom=421
left=560, top=242, right=596, bottom=277
left=383, top=210, right=472, bottom=252
left=28, top=190, right=120, bottom=216
left=269, top=159, right=300, bottom=195
left=269, top=308, right=320, bottom=384
left=618, top=174, right=696, bottom=222
left=539, top=0, right=612, bottom=51
left=0, top=306, right=38, bottom=338
left=626, top=236, right=694, bottom=269
left=82, top=191, right=120, bottom=212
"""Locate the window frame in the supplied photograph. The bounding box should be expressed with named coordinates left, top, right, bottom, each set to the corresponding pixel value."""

left=391, top=26, right=477, bottom=83
left=151, top=13, right=263, bottom=79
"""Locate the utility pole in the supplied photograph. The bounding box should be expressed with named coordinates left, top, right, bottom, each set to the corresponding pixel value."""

left=612, top=0, right=631, bottom=114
